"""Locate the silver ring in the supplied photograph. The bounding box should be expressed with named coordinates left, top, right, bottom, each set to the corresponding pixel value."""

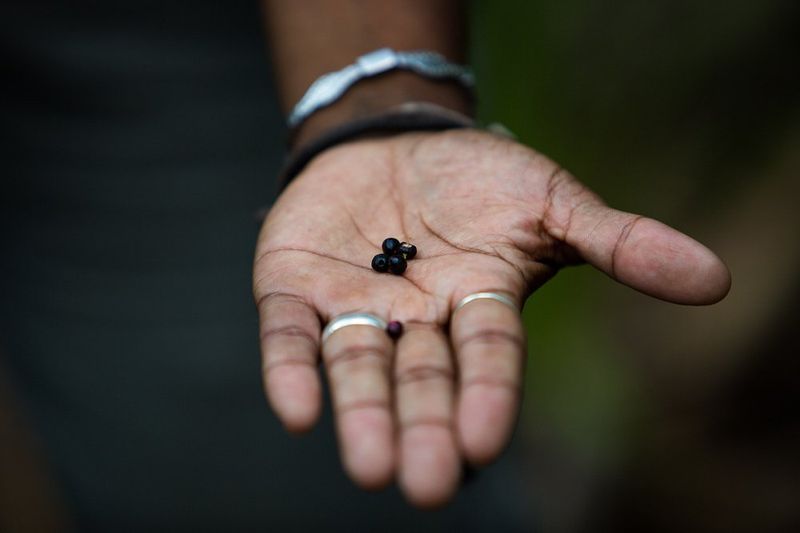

left=321, top=312, right=388, bottom=344
left=454, top=292, right=518, bottom=314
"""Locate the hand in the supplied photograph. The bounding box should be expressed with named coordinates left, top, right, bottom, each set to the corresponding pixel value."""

left=252, top=129, right=730, bottom=507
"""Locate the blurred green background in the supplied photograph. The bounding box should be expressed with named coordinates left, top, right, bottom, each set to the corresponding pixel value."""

left=472, top=0, right=799, bottom=531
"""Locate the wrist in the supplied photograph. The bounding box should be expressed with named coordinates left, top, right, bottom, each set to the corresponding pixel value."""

left=290, top=69, right=474, bottom=151
left=280, top=102, right=475, bottom=190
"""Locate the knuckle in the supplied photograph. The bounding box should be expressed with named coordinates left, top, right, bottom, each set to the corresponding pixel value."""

left=400, top=416, right=452, bottom=431
left=257, top=290, right=309, bottom=310
left=260, top=325, right=319, bottom=350
left=337, top=398, right=391, bottom=414
left=326, top=345, right=388, bottom=370
left=456, top=328, right=525, bottom=352
left=262, top=353, right=317, bottom=374
left=395, top=365, right=454, bottom=386
left=610, top=215, right=644, bottom=278
left=462, top=376, right=521, bottom=393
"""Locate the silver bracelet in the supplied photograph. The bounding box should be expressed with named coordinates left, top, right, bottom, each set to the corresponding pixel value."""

left=287, top=48, right=475, bottom=129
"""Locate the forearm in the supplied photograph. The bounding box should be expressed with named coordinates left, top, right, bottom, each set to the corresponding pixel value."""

left=262, top=0, right=472, bottom=148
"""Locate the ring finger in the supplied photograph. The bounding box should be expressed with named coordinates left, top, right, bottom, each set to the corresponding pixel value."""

left=322, top=320, right=395, bottom=489
left=450, top=292, right=526, bottom=465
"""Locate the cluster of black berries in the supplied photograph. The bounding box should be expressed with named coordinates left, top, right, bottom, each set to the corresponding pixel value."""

left=371, top=237, right=417, bottom=275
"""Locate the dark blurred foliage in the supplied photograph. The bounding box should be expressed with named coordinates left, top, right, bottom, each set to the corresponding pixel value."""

left=472, top=0, right=800, bottom=531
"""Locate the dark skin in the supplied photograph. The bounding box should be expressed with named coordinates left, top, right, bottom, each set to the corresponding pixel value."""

left=263, top=0, right=471, bottom=149
left=258, top=1, right=731, bottom=508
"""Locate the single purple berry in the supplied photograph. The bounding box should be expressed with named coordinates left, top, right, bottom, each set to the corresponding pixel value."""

left=399, top=243, right=417, bottom=260
left=388, top=254, right=407, bottom=275
left=371, top=253, right=389, bottom=272
left=382, top=237, right=401, bottom=255
left=386, top=320, right=403, bottom=339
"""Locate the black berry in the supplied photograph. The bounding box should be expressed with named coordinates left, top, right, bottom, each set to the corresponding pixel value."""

left=388, top=254, right=407, bottom=275
left=371, top=253, right=389, bottom=272
left=399, top=243, right=417, bottom=260
left=386, top=320, right=403, bottom=339
left=382, top=237, right=401, bottom=255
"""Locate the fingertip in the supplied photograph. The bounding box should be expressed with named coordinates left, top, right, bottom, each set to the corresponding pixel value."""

left=646, top=231, right=732, bottom=306
left=266, top=366, right=321, bottom=433
left=339, top=409, right=395, bottom=490
left=279, top=400, right=321, bottom=435
left=350, top=459, right=394, bottom=491
left=695, top=250, right=732, bottom=305
left=399, top=426, right=461, bottom=509
left=457, top=384, right=518, bottom=466
left=353, top=469, right=394, bottom=491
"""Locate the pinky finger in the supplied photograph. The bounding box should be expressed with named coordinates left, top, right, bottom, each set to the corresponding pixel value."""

left=257, top=292, right=322, bottom=433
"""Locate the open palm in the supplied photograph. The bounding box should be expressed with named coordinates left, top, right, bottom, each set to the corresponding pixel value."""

left=253, top=129, right=729, bottom=507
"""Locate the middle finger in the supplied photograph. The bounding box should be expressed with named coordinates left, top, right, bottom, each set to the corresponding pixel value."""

left=394, top=323, right=460, bottom=507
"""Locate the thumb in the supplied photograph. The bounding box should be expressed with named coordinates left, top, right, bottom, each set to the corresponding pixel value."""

left=543, top=175, right=731, bottom=305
